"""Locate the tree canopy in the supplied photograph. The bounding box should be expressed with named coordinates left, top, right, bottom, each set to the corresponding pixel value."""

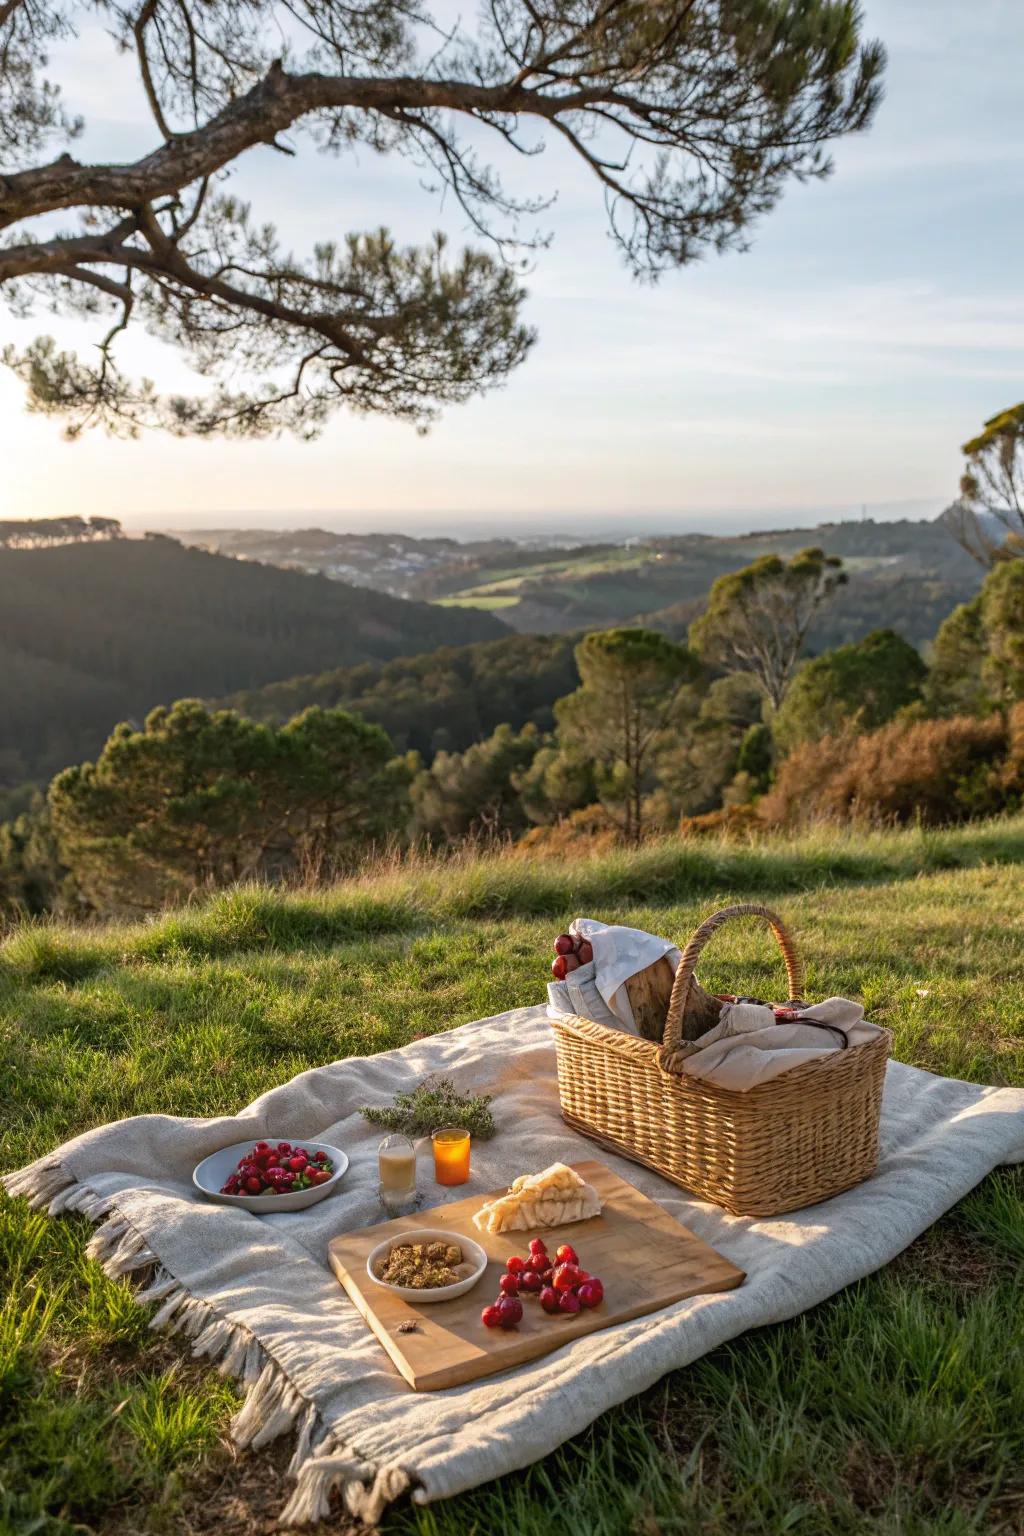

left=689, top=547, right=846, bottom=709
left=0, top=515, right=122, bottom=546
left=928, top=561, right=1024, bottom=718
left=48, top=699, right=405, bottom=910
left=1, top=0, right=883, bottom=437
left=949, top=403, right=1024, bottom=565
left=773, top=627, right=926, bottom=753
left=554, top=627, right=702, bottom=843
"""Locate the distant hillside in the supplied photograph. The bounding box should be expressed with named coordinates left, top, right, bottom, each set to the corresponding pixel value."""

left=0, top=539, right=506, bottom=785
left=217, top=518, right=985, bottom=761
left=414, top=518, right=984, bottom=652
left=172, top=527, right=559, bottom=598
left=220, top=631, right=580, bottom=759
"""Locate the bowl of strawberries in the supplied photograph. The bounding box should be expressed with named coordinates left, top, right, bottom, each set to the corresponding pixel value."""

left=193, top=1138, right=349, bottom=1212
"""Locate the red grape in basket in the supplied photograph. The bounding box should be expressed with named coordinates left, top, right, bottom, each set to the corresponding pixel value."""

left=563, top=954, right=581, bottom=973
left=553, top=934, right=575, bottom=955
left=551, top=955, right=568, bottom=980
left=576, top=940, right=594, bottom=965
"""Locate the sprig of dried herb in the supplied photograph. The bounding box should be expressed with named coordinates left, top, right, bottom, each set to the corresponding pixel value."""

left=360, top=1077, right=496, bottom=1140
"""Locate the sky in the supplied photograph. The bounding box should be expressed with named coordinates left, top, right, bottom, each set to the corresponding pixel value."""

left=0, top=0, right=1022, bottom=538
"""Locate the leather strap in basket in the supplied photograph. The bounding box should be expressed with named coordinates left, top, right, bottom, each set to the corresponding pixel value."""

left=658, top=904, right=805, bottom=1074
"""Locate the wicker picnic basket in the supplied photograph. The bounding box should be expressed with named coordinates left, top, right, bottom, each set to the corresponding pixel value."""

left=550, top=903, right=890, bottom=1217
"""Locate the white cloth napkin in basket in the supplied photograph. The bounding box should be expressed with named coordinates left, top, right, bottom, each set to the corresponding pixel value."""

left=546, top=917, right=680, bottom=1031
left=677, top=996, right=884, bottom=1091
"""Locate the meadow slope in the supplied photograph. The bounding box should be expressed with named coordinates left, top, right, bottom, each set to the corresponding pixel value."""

left=2, top=820, right=1023, bottom=1535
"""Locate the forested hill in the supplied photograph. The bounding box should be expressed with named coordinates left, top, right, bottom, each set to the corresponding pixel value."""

left=220, top=631, right=580, bottom=761
left=0, top=538, right=506, bottom=786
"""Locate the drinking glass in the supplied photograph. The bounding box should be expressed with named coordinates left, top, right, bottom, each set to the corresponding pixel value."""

left=378, top=1133, right=418, bottom=1215
left=431, top=1126, right=471, bottom=1186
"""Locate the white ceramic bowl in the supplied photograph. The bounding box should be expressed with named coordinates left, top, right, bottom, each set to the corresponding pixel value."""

left=366, top=1227, right=488, bottom=1303
left=192, top=1138, right=349, bottom=1212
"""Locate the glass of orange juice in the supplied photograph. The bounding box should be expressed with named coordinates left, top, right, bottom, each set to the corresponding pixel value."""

left=432, top=1126, right=471, bottom=1186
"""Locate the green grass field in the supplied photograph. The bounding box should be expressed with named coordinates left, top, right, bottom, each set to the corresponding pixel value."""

left=431, top=546, right=664, bottom=614
left=3, top=820, right=1024, bottom=1535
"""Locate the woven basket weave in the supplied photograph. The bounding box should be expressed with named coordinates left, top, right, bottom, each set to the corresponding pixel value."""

left=551, top=903, right=890, bottom=1217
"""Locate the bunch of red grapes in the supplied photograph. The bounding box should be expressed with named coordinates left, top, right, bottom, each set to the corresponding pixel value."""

left=220, top=1141, right=334, bottom=1196
left=481, top=1238, right=605, bottom=1329
left=550, top=931, right=593, bottom=981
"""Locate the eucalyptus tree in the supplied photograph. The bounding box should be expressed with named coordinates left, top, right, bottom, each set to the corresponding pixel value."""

left=689, top=547, right=846, bottom=710
left=1, top=0, right=883, bottom=436
left=947, top=403, right=1024, bottom=565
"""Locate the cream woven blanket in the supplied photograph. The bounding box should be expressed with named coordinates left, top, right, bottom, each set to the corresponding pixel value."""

left=5, top=1004, right=1024, bottom=1526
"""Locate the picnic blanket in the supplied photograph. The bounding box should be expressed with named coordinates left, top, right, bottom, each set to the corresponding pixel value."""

left=5, top=1003, right=1024, bottom=1527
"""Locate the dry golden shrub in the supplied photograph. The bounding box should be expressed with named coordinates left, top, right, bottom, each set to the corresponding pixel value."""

left=762, top=714, right=1013, bottom=827
left=512, top=804, right=620, bottom=858
left=677, top=803, right=764, bottom=839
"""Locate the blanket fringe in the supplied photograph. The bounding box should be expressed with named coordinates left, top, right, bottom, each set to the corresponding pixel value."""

left=280, top=1447, right=412, bottom=1528
left=1, top=1155, right=400, bottom=1527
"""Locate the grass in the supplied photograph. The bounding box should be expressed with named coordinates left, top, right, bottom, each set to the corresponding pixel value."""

left=433, top=594, right=523, bottom=610
left=2, top=817, right=1024, bottom=1534
left=431, top=546, right=662, bottom=611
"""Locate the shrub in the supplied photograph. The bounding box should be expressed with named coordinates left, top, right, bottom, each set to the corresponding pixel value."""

left=677, top=803, right=764, bottom=839
left=512, top=804, right=619, bottom=858
left=762, top=714, right=1015, bottom=827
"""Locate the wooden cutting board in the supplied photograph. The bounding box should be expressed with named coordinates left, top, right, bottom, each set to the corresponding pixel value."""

left=328, top=1160, right=744, bottom=1391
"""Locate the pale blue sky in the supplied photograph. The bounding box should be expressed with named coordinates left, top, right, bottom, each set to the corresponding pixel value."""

left=0, top=0, right=1021, bottom=536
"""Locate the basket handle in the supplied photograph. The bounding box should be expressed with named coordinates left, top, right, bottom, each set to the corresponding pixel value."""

left=659, top=904, right=805, bottom=1068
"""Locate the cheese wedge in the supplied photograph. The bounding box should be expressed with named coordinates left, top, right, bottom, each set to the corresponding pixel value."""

left=473, top=1162, right=602, bottom=1235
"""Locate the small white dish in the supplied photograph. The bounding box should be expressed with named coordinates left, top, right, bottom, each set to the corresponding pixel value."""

left=193, top=1138, right=349, bottom=1212
left=366, top=1227, right=488, bottom=1303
